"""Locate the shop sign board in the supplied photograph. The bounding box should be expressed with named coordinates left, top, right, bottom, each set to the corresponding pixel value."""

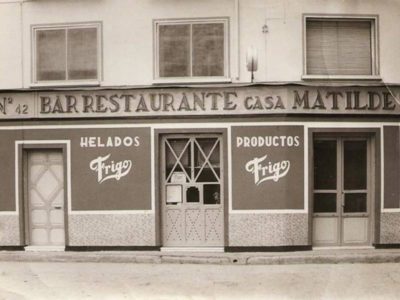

left=0, top=93, right=34, bottom=118
left=0, top=86, right=399, bottom=119
left=231, top=125, right=304, bottom=210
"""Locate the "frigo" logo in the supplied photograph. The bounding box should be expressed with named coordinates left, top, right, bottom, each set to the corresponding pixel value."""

left=245, top=154, right=290, bottom=185
left=89, top=154, right=132, bottom=183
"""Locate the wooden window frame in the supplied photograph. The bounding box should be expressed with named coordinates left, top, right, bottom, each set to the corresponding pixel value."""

left=153, top=18, right=230, bottom=84
left=31, top=22, right=102, bottom=87
left=302, top=14, right=380, bottom=80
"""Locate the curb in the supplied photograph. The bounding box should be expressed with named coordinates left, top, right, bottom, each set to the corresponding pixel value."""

left=1, top=250, right=400, bottom=265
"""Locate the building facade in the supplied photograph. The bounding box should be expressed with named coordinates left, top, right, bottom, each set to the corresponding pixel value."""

left=0, top=0, right=399, bottom=251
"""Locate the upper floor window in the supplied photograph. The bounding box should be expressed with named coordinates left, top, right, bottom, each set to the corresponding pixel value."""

left=33, top=23, right=101, bottom=84
left=154, top=19, right=229, bottom=82
left=304, top=16, right=379, bottom=78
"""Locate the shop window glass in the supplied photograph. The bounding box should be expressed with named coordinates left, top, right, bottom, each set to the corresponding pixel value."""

left=35, top=25, right=100, bottom=82
left=195, top=138, right=220, bottom=182
left=314, top=193, right=337, bottom=213
left=306, top=18, right=375, bottom=76
left=204, top=185, right=220, bottom=205
left=157, top=20, right=226, bottom=78
left=344, top=193, right=367, bottom=213
left=343, top=140, right=367, bottom=190
left=314, top=140, right=336, bottom=190
left=186, top=186, right=200, bottom=203
left=165, top=138, right=191, bottom=182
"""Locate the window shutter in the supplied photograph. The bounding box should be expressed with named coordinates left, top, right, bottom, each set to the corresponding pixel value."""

left=306, top=20, right=372, bottom=75
left=67, top=28, right=98, bottom=80
left=35, top=25, right=100, bottom=82
left=159, top=25, right=191, bottom=77
left=157, top=21, right=226, bottom=78
left=192, top=23, right=224, bottom=77
left=37, top=29, right=67, bottom=81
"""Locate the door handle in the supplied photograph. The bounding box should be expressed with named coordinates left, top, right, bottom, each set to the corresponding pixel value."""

left=53, top=206, right=63, bottom=210
left=341, top=193, right=345, bottom=207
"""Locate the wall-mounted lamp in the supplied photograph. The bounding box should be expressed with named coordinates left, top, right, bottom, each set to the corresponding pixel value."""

left=246, top=46, right=258, bottom=83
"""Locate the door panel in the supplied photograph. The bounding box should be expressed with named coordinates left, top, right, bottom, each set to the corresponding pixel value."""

left=165, top=209, right=184, bottom=243
left=185, top=209, right=203, bottom=242
left=27, top=150, right=65, bottom=246
left=313, top=137, right=372, bottom=247
left=313, top=217, right=339, bottom=245
left=341, top=139, right=369, bottom=246
left=313, top=139, right=339, bottom=246
left=204, top=208, right=223, bottom=242
left=342, top=218, right=369, bottom=244
left=162, top=135, right=224, bottom=247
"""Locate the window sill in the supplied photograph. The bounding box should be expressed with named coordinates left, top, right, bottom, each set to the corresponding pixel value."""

left=302, top=75, right=382, bottom=81
left=152, top=77, right=232, bottom=85
left=30, top=80, right=101, bottom=88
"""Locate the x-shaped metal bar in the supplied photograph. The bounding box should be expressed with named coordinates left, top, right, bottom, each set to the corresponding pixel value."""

left=165, top=139, right=191, bottom=183
left=194, top=139, right=220, bottom=182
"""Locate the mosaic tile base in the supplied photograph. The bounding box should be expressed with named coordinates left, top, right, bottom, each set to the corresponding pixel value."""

left=380, top=213, right=400, bottom=244
left=229, top=213, right=308, bottom=246
left=0, top=215, right=20, bottom=245
left=68, top=213, right=155, bottom=246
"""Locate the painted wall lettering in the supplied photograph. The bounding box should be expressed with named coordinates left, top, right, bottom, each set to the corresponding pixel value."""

left=236, top=135, right=300, bottom=147
left=244, top=95, right=285, bottom=110
left=0, top=87, right=399, bottom=119
left=0, top=127, right=152, bottom=211
left=232, top=126, right=304, bottom=210
left=245, top=154, right=290, bottom=185
left=0, top=94, right=33, bottom=118
left=80, top=136, right=140, bottom=148
left=89, top=154, right=132, bottom=184
left=72, top=128, right=151, bottom=210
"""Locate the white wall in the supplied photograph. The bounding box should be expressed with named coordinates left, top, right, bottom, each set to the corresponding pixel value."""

left=240, top=0, right=400, bottom=83
left=0, top=0, right=399, bottom=89
left=21, top=0, right=235, bottom=87
left=0, top=2, right=22, bottom=89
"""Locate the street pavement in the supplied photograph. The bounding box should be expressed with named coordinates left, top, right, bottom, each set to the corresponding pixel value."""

left=0, top=262, right=400, bottom=299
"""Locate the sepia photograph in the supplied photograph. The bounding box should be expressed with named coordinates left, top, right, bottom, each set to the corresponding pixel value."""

left=0, top=0, right=400, bottom=299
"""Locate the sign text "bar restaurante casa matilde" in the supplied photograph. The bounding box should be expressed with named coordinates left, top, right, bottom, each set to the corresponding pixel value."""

left=0, top=86, right=399, bottom=119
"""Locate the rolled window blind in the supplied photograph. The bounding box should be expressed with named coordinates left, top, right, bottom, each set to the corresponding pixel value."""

left=306, top=20, right=372, bottom=75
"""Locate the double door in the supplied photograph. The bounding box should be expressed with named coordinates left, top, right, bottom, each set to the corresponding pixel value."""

left=312, top=137, right=373, bottom=246
left=161, top=134, right=224, bottom=247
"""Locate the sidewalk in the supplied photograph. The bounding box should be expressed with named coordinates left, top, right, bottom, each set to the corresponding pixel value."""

left=1, top=248, right=400, bottom=265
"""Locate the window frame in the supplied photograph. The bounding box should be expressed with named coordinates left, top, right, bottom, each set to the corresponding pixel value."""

left=153, top=18, right=230, bottom=84
left=31, top=22, right=102, bottom=87
left=302, top=14, right=380, bottom=80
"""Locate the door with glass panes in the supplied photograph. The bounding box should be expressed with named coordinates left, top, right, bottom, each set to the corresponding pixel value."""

left=313, top=137, right=372, bottom=246
left=161, top=135, right=224, bottom=247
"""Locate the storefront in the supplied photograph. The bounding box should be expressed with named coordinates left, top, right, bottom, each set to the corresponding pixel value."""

left=0, top=84, right=399, bottom=251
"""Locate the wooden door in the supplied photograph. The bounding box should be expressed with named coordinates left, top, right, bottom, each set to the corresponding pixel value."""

left=161, top=135, right=224, bottom=247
